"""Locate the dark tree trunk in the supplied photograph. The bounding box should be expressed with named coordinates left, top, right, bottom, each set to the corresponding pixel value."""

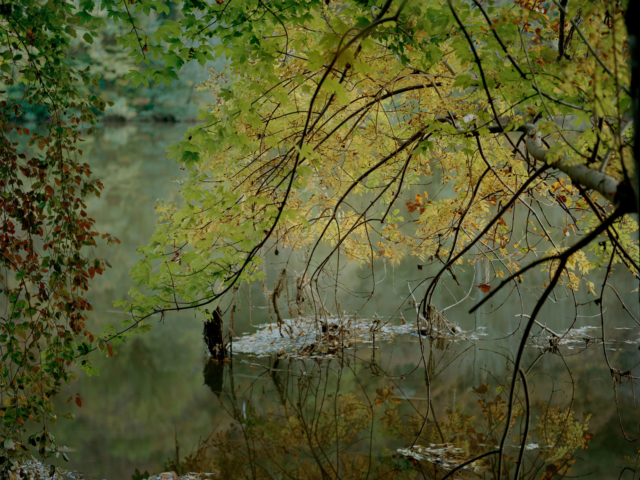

left=627, top=0, right=640, bottom=215
left=204, top=306, right=226, bottom=360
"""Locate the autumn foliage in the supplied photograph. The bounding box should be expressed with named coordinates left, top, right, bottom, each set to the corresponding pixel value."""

left=0, top=0, right=117, bottom=467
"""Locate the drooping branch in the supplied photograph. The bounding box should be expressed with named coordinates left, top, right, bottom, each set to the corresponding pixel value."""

left=421, top=163, right=551, bottom=314
left=470, top=208, right=624, bottom=314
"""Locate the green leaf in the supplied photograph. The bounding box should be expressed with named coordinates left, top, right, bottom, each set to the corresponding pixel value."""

left=81, top=363, right=100, bottom=377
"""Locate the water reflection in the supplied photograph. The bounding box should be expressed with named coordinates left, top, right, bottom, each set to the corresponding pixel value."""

left=203, top=360, right=225, bottom=399
left=172, top=347, right=594, bottom=480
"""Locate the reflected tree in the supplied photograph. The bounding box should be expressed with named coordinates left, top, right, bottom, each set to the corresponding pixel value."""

left=173, top=353, right=593, bottom=480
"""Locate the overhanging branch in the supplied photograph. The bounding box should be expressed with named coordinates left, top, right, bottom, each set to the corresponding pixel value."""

left=520, top=124, right=623, bottom=206
left=467, top=122, right=636, bottom=212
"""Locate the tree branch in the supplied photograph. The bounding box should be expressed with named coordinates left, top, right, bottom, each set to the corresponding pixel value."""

left=469, top=122, right=635, bottom=212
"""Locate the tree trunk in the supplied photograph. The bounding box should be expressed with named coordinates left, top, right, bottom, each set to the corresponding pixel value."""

left=204, top=306, right=226, bottom=360
left=626, top=2, right=640, bottom=216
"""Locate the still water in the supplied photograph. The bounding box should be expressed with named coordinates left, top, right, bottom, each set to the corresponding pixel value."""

left=50, top=124, right=639, bottom=479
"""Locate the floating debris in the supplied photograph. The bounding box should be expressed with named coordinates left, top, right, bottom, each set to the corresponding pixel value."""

left=398, top=444, right=484, bottom=473
left=11, top=460, right=215, bottom=480
left=528, top=325, right=638, bottom=352
left=147, top=473, right=215, bottom=480
left=230, top=316, right=472, bottom=358
left=232, top=316, right=403, bottom=358
left=10, top=458, right=96, bottom=480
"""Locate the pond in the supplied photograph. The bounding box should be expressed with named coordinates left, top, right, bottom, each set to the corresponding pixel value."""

left=48, top=124, right=639, bottom=480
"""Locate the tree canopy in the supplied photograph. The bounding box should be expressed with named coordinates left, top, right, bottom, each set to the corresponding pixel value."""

left=125, top=0, right=637, bottom=319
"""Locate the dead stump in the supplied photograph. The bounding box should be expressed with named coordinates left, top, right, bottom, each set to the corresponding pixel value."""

left=204, top=306, right=226, bottom=360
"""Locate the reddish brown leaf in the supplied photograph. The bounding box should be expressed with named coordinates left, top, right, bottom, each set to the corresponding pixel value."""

left=473, top=384, right=489, bottom=394
left=478, top=284, right=491, bottom=293
left=106, top=343, right=114, bottom=358
left=75, top=396, right=83, bottom=408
